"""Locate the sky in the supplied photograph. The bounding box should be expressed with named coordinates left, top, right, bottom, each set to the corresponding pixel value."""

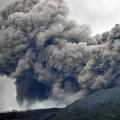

left=0, top=0, right=120, bottom=112
left=65, top=0, right=120, bottom=35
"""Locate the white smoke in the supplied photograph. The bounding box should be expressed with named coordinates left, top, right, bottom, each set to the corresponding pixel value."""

left=0, top=76, right=18, bottom=112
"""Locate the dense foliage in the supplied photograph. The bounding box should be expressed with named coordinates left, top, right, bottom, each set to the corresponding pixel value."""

left=0, top=108, right=60, bottom=120
left=1, top=105, right=120, bottom=120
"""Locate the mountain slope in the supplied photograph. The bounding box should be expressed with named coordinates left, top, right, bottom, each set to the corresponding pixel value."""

left=53, top=105, right=120, bottom=120
left=0, top=108, right=61, bottom=120
left=66, top=87, right=120, bottom=111
left=1, top=87, right=120, bottom=120
left=54, top=87, right=120, bottom=120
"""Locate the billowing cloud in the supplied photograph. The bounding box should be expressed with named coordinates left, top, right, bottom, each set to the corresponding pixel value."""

left=66, top=0, right=120, bottom=35
left=0, top=0, right=120, bottom=109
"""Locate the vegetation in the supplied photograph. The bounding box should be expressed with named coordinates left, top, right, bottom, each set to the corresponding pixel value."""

left=53, top=105, right=120, bottom=120
left=0, top=108, right=60, bottom=120
left=1, top=105, right=120, bottom=120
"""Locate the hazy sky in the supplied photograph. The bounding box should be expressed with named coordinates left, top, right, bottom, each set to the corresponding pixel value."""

left=1, top=0, right=120, bottom=34
left=66, top=0, right=120, bottom=35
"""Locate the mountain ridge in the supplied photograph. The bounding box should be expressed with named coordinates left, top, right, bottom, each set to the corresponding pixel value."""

left=1, top=87, right=120, bottom=120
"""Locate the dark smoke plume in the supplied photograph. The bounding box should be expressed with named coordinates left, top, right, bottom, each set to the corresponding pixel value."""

left=0, top=0, right=120, bottom=105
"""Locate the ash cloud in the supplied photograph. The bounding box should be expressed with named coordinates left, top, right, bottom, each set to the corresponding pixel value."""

left=0, top=0, right=120, bottom=107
